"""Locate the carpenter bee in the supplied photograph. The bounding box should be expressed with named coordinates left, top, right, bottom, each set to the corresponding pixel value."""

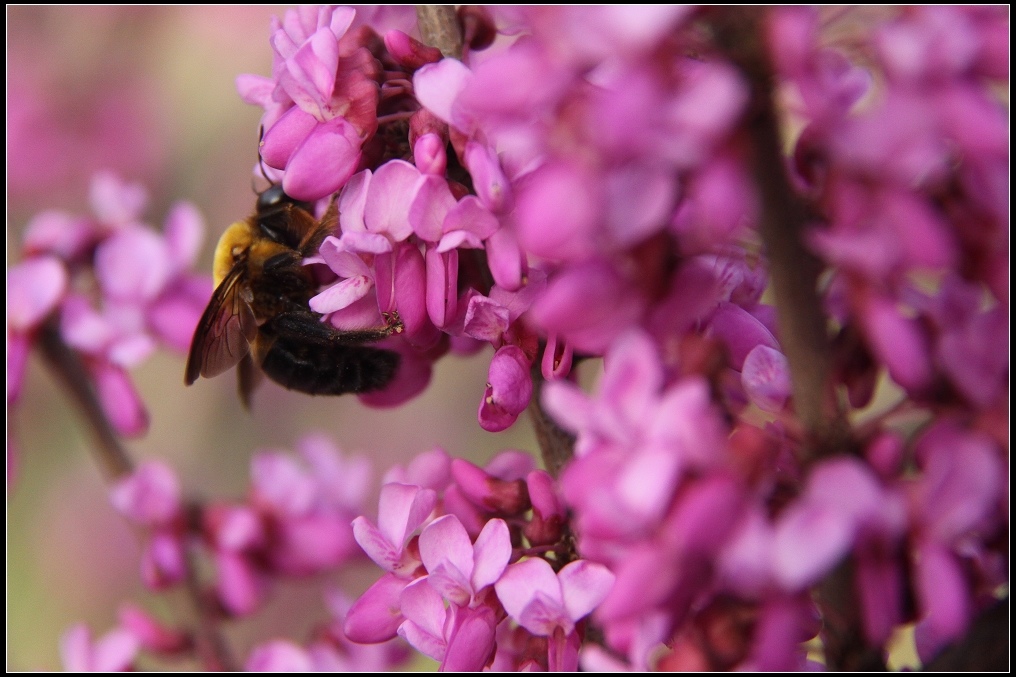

left=185, top=184, right=402, bottom=405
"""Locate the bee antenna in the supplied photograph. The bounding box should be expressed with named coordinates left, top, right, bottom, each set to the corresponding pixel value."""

left=254, top=125, right=276, bottom=194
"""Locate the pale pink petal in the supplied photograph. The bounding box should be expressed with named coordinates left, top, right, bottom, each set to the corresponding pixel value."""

left=95, top=227, right=171, bottom=302
left=495, top=558, right=563, bottom=625
left=365, top=160, right=420, bottom=241
left=7, top=256, right=68, bottom=330
left=471, top=518, right=512, bottom=592
left=247, top=640, right=314, bottom=671
left=419, top=515, right=475, bottom=586
left=741, top=344, right=792, bottom=412
left=558, top=560, right=615, bottom=622
left=109, top=461, right=181, bottom=526
left=309, top=275, right=374, bottom=314
left=378, top=483, right=438, bottom=550
left=414, top=58, right=473, bottom=127
left=409, top=174, right=456, bottom=242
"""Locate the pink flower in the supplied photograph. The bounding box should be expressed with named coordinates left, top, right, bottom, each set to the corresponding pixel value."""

left=60, top=624, right=139, bottom=672
left=495, top=558, right=615, bottom=671
left=352, top=483, right=437, bottom=577
left=419, top=516, right=512, bottom=606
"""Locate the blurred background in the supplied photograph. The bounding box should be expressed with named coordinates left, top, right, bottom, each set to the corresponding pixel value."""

left=7, top=7, right=537, bottom=669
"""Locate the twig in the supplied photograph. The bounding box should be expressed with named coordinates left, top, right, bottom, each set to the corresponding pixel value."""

left=36, top=319, right=237, bottom=671
left=527, top=368, right=577, bottom=479
left=37, top=320, right=134, bottom=480
left=416, top=6, right=463, bottom=60
left=707, top=7, right=851, bottom=464
left=707, top=8, right=873, bottom=670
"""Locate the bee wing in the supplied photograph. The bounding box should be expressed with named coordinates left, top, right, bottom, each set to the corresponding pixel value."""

left=184, top=261, right=258, bottom=384
left=236, top=352, right=265, bottom=409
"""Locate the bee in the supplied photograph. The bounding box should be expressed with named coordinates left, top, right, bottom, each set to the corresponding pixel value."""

left=185, top=184, right=402, bottom=405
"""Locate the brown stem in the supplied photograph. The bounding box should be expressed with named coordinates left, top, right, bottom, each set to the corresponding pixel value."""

left=416, top=6, right=463, bottom=60
left=35, top=319, right=237, bottom=671
left=37, top=320, right=134, bottom=479
left=708, top=8, right=871, bottom=670
left=708, top=7, right=851, bottom=463
left=527, top=368, right=577, bottom=479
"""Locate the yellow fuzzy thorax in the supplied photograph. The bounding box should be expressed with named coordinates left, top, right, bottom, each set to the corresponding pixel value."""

left=212, top=221, right=254, bottom=286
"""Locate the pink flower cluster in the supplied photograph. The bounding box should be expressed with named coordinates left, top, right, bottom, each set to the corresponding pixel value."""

left=98, top=434, right=410, bottom=671
left=775, top=6, right=1009, bottom=413
left=7, top=173, right=211, bottom=437
left=345, top=448, right=614, bottom=671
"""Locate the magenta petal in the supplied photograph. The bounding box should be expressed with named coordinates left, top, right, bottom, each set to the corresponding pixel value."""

left=7, top=331, right=29, bottom=405
left=541, top=333, right=574, bottom=380
left=398, top=578, right=448, bottom=661
left=283, top=117, right=362, bottom=201
left=60, top=625, right=93, bottom=672
left=309, top=275, right=374, bottom=314
left=741, top=344, right=792, bottom=412
left=95, top=227, right=171, bottom=302
left=437, top=230, right=484, bottom=252
left=251, top=453, right=316, bottom=515
left=414, top=58, right=473, bottom=127
left=23, top=211, right=97, bottom=262
left=90, top=172, right=148, bottom=225
left=141, top=532, right=186, bottom=589
left=344, top=573, right=410, bottom=643
left=464, top=142, right=512, bottom=213
left=463, top=295, right=510, bottom=343
left=420, top=515, right=474, bottom=587
left=162, top=202, right=205, bottom=272
left=442, top=606, right=497, bottom=671
left=514, top=161, right=600, bottom=261
left=215, top=550, right=265, bottom=617
left=485, top=227, right=523, bottom=291
left=425, top=247, right=458, bottom=329
left=707, top=302, right=780, bottom=370
left=7, top=256, right=68, bottom=330
left=471, top=518, right=511, bottom=592
left=391, top=243, right=439, bottom=348
left=236, top=73, right=275, bottom=107
left=117, top=603, right=189, bottom=654
left=289, top=27, right=340, bottom=105
left=246, top=640, right=314, bottom=672
left=773, top=502, right=853, bottom=591
left=338, top=169, right=371, bottom=234
left=365, top=160, right=421, bottom=241
left=92, top=363, right=149, bottom=438
left=478, top=346, right=533, bottom=432
left=863, top=295, right=934, bottom=392
left=90, top=629, right=140, bottom=672
left=559, top=560, right=615, bottom=622
left=109, top=461, right=181, bottom=526
left=915, top=539, right=970, bottom=652
left=262, top=106, right=318, bottom=169
left=495, top=558, right=562, bottom=628
left=378, top=482, right=438, bottom=550
left=444, top=195, right=499, bottom=239
left=409, top=175, right=456, bottom=242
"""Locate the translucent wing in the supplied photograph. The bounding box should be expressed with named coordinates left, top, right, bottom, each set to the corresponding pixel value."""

left=184, top=260, right=258, bottom=384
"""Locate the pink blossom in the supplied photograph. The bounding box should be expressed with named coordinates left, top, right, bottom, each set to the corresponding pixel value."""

left=419, top=516, right=511, bottom=606
left=352, top=482, right=436, bottom=577
left=60, top=624, right=139, bottom=672
left=495, top=558, right=615, bottom=671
